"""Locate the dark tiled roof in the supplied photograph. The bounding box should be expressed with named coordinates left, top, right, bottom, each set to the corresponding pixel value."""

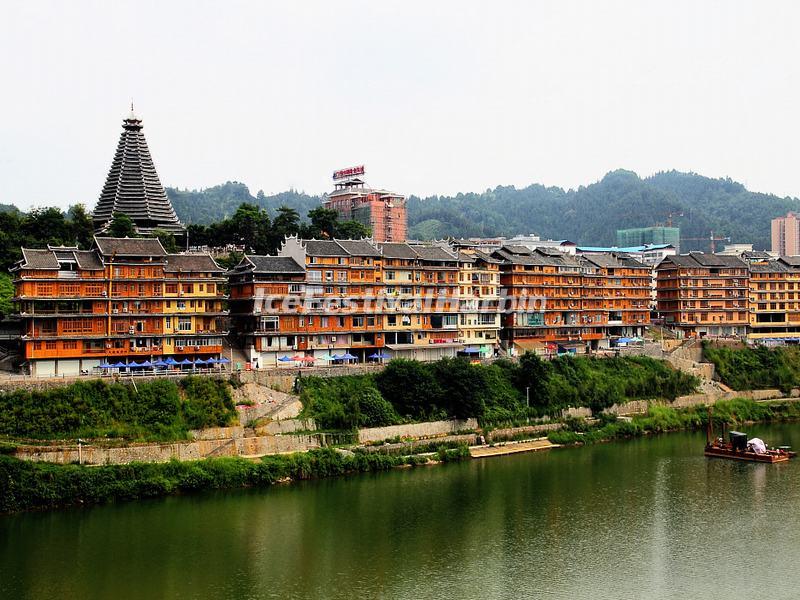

left=412, top=245, right=459, bottom=261
left=73, top=250, right=104, bottom=270
left=458, top=252, right=476, bottom=263
left=750, top=260, right=794, bottom=273
left=379, top=242, right=419, bottom=259
left=581, top=253, right=648, bottom=269
left=779, top=255, right=800, bottom=267
left=657, top=255, right=698, bottom=268
left=335, top=239, right=381, bottom=256
left=741, top=251, right=772, bottom=261
left=18, top=248, right=59, bottom=269
left=689, top=252, right=746, bottom=267
left=165, top=254, right=223, bottom=273
left=501, top=245, right=534, bottom=255
left=493, top=247, right=583, bottom=268
left=658, top=253, right=747, bottom=270
left=470, top=249, right=501, bottom=264
left=303, top=239, right=349, bottom=257
left=94, top=236, right=167, bottom=257
left=246, top=255, right=305, bottom=274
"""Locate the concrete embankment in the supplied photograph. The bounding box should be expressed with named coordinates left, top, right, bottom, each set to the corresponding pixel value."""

left=10, top=417, right=483, bottom=466
left=469, top=438, right=559, bottom=458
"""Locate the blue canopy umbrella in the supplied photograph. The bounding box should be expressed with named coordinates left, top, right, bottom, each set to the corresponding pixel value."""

left=98, top=361, right=113, bottom=368
left=331, top=354, right=344, bottom=361
left=111, top=361, right=127, bottom=368
left=205, top=358, right=219, bottom=364
left=374, top=351, right=391, bottom=360
left=179, top=358, right=193, bottom=365
left=278, top=356, right=294, bottom=362
left=164, top=357, right=178, bottom=365
left=368, top=353, right=381, bottom=359
left=342, top=352, right=357, bottom=361
left=195, top=358, right=208, bottom=365
left=153, top=359, right=168, bottom=367
left=216, top=357, right=230, bottom=364
left=128, top=361, right=144, bottom=367
left=140, top=360, right=153, bottom=367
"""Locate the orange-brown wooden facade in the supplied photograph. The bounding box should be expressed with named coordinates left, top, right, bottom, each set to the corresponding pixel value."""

left=492, top=246, right=650, bottom=352
left=655, top=253, right=748, bottom=338
left=12, top=238, right=226, bottom=375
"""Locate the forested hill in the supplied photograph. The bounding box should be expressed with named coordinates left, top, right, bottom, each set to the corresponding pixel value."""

left=167, top=170, right=800, bottom=251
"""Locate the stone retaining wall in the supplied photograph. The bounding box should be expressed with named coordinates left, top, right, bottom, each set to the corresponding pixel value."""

left=487, top=423, right=562, bottom=442
left=358, top=418, right=479, bottom=444
left=358, top=433, right=479, bottom=454
left=14, top=433, right=322, bottom=465
left=254, top=418, right=317, bottom=436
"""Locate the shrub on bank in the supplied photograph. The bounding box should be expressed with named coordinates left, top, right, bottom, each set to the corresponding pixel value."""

left=300, top=355, right=698, bottom=430
left=0, top=444, right=472, bottom=514
left=547, top=398, right=800, bottom=446
left=0, top=376, right=236, bottom=441
left=703, top=344, right=800, bottom=392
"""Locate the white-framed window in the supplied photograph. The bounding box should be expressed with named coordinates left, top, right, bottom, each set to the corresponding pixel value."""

left=260, top=316, right=279, bottom=331
left=178, top=317, right=192, bottom=331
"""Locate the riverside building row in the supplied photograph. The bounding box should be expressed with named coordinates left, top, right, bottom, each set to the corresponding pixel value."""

left=12, top=237, right=227, bottom=377
left=655, top=251, right=800, bottom=343
left=228, top=237, right=498, bottom=365
left=12, top=235, right=672, bottom=374
left=228, top=238, right=654, bottom=366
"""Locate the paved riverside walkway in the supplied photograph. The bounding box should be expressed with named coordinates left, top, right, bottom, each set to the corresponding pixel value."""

left=469, top=438, right=560, bottom=458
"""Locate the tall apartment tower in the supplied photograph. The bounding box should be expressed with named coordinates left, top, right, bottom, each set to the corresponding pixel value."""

left=92, top=108, right=185, bottom=238
left=771, top=212, right=800, bottom=256
left=323, top=166, right=407, bottom=242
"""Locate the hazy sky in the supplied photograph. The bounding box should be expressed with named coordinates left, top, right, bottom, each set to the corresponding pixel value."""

left=1, top=0, right=799, bottom=211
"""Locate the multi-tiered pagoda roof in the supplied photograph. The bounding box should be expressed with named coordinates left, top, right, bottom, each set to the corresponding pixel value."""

left=92, top=109, right=185, bottom=237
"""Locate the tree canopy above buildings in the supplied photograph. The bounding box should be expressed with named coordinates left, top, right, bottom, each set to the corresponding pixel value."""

left=165, top=171, right=800, bottom=251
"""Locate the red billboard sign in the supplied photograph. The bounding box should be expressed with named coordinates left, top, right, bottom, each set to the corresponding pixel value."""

left=333, top=165, right=365, bottom=180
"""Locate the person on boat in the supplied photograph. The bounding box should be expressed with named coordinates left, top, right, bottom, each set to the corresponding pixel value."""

left=748, top=438, right=767, bottom=454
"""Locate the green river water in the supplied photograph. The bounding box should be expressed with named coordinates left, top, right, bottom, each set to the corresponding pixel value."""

left=3, top=423, right=800, bottom=599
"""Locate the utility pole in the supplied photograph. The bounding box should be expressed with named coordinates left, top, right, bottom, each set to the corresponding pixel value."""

left=526, top=386, right=530, bottom=424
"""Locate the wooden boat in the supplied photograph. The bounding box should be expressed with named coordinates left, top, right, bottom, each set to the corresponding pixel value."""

left=704, top=408, right=796, bottom=463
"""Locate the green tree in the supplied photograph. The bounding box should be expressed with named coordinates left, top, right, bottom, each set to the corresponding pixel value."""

left=22, top=208, right=71, bottom=244
left=431, top=357, right=487, bottom=419
left=107, top=212, right=137, bottom=238
left=152, top=229, right=178, bottom=253
left=230, top=203, right=271, bottom=253
left=0, top=274, right=13, bottom=317
left=67, top=204, right=95, bottom=248
left=516, top=352, right=550, bottom=407
left=337, top=220, right=371, bottom=239
left=305, top=207, right=340, bottom=239
left=375, top=359, right=443, bottom=419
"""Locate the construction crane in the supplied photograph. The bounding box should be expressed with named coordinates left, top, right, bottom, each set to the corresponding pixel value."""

left=654, top=211, right=684, bottom=228
left=679, top=231, right=730, bottom=254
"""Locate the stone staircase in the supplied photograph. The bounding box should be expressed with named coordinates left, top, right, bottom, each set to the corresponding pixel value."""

left=222, top=337, right=250, bottom=369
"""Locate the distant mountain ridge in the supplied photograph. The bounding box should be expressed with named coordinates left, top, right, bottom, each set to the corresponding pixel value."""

left=166, top=170, right=800, bottom=251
